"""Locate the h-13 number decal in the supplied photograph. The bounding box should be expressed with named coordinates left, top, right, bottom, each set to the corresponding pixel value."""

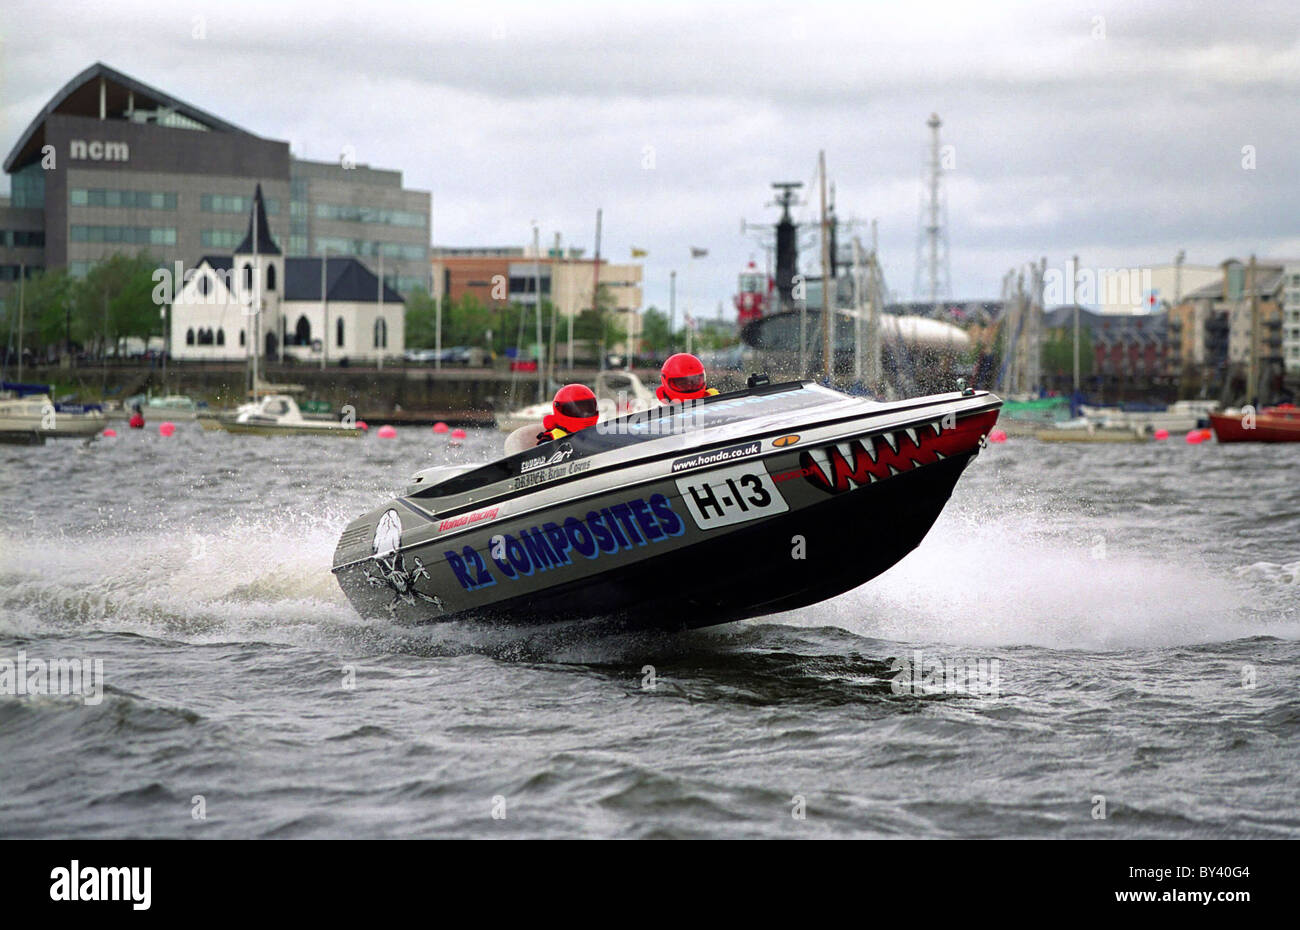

left=674, top=463, right=788, bottom=530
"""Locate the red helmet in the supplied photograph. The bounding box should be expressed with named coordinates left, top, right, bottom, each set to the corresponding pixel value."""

left=658, top=353, right=708, bottom=401
left=544, top=383, right=599, bottom=434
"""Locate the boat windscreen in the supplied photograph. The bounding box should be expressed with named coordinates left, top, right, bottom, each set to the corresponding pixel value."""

left=415, top=381, right=826, bottom=499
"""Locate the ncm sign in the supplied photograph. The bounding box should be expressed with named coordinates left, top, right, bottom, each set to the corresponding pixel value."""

left=69, top=139, right=130, bottom=162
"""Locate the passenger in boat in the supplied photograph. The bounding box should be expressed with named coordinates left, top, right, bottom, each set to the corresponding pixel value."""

left=128, top=403, right=145, bottom=430
left=536, top=383, right=600, bottom=443
left=656, top=353, right=719, bottom=403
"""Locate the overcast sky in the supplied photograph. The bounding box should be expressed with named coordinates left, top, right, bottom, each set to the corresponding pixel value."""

left=2, top=0, right=1298, bottom=317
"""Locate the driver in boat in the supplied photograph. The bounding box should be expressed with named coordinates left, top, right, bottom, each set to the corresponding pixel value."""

left=656, top=353, right=719, bottom=404
left=503, top=384, right=601, bottom=455
left=536, top=383, right=600, bottom=443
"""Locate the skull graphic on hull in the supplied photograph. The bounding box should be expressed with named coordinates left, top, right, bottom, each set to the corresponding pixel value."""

left=363, top=509, right=444, bottom=616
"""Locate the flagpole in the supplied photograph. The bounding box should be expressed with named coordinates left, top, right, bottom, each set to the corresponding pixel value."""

left=669, top=270, right=676, bottom=353
left=548, top=231, right=559, bottom=387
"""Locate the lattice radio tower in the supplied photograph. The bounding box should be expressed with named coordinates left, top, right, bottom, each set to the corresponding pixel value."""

left=912, top=112, right=951, bottom=314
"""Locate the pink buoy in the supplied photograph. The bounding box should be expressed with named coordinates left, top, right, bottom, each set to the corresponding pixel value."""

left=158, top=421, right=176, bottom=437
left=102, top=428, right=117, bottom=438
left=1153, top=428, right=1169, bottom=440
left=433, top=422, right=449, bottom=434
left=451, top=428, right=467, bottom=440
left=988, top=429, right=1007, bottom=444
left=356, top=420, right=368, bottom=431
left=1185, top=429, right=1203, bottom=444
left=377, top=425, right=397, bottom=439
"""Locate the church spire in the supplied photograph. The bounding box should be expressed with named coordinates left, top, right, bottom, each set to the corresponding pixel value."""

left=235, top=183, right=281, bottom=255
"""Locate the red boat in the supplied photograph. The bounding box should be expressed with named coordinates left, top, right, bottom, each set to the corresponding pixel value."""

left=1209, top=404, right=1300, bottom=442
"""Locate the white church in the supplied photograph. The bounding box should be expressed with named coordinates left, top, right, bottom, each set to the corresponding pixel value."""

left=169, top=185, right=404, bottom=363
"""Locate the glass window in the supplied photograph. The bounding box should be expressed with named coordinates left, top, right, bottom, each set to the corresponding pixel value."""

left=11, top=163, right=45, bottom=208
left=201, top=229, right=243, bottom=249
left=201, top=194, right=279, bottom=214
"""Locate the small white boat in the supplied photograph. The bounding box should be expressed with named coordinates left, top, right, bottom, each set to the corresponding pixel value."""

left=495, top=371, right=661, bottom=433
left=216, top=394, right=361, bottom=437
left=0, top=386, right=106, bottom=441
left=1078, top=400, right=1218, bottom=434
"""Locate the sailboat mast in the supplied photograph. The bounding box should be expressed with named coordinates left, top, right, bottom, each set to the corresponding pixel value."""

left=251, top=196, right=260, bottom=398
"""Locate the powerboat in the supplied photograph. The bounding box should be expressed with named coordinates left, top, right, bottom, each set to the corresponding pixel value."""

left=0, top=382, right=106, bottom=442
left=495, top=370, right=660, bottom=433
left=216, top=394, right=362, bottom=437
left=333, top=377, right=1002, bottom=630
left=1210, top=404, right=1300, bottom=442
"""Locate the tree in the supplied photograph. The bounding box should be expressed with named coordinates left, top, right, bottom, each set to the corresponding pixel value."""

left=14, top=268, right=76, bottom=355
left=444, top=293, right=495, bottom=347
left=1042, top=325, right=1094, bottom=377
left=403, top=286, right=438, bottom=348
left=69, top=253, right=161, bottom=355
left=638, top=306, right=672, bottom=354
left=572, top=284, right=624, bottom=350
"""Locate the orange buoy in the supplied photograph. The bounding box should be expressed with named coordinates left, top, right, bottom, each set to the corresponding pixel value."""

left=158, top=421, right=176, bottom=437
left=377, top=425, right=397, bottom=439
left=433, top=422, right=449, bottom=434
left=1199, top=428, right=1213, bottom=441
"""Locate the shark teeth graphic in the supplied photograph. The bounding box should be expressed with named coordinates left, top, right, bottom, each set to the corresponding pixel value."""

left=880, top=431, right=899, bottom=454
left=807, top=446, right=833, bottom=478
left=868, top=473, right=878, bottom=483
left=861, top=441, right=877, bottom=463
left=836, top=442, right=857, bottom=461
left=887, top=464, right=901, bottom=476
left=931, top=419, right=943, bottom=435
left=909, top=458, right=924, bottom=469
left=904, top=427, right=920, bottom=447
left=935, top=451, right=946, bottom=460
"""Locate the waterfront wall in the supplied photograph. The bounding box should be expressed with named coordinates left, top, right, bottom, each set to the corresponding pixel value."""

left=21, top=362, right=729, bottom=422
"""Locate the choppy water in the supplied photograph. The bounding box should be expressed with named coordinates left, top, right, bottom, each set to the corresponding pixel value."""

left=1, top=423, right=1297, bottom=838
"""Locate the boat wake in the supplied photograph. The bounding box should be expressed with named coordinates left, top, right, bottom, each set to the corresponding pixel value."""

left=0, top=502, right=1294, bottom=658
left=776, top=506, right=1298, bottom=650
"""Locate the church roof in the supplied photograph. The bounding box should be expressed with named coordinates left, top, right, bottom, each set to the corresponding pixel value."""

left=194, top=255, right=404, bottom=304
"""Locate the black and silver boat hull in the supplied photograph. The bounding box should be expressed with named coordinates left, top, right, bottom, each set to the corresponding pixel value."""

left=333, top=384, right=1000, bottom=630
